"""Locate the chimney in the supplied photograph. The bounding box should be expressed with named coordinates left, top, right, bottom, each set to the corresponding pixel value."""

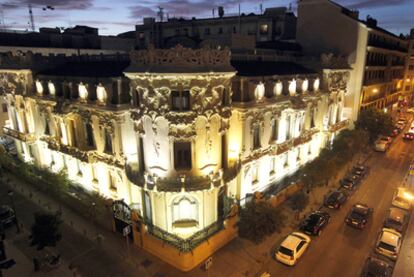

left=366, top=15, right=377, bottom=28
left=218, top=6, right=224, bottom=18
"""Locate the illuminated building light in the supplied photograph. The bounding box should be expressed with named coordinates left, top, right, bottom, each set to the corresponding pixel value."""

left=274, top=81, right=283, bottom=96
left=96, top=84, right=107, bottom=104
left=48, top=82, right=55, bottom=96
left=289, top=79, right=297, bottom=96
left=302, top=79, right=309, bottom=93
left=254, top=82, right=265, bottom=101
left=313, top=78, right=320, bottom=92
left=35, top=80, right=43, bottom=95
left=78, top=83, right=88, bottom=101
left=373, top=88, right=378, bottom=93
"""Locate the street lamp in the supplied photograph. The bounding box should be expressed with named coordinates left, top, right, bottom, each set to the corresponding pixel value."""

left=7, top=190, right=20, bottom=233
left=91, top=202, right=99, bottom=242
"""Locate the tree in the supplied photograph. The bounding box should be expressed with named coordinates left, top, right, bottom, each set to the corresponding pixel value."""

left=288, top=190, right=309, bottom=213
left=30, top=212, right=62, bottom=250
left=238, top=201, right=286, bottom=243
left=355, top=108, right=393, bottom=142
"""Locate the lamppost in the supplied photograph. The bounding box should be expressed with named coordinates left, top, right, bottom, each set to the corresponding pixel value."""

left=91, top=202, right=98, bottom=242
left=7, top=190, right=19, bottom=233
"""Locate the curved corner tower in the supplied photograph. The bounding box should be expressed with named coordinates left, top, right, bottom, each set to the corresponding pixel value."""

left=124, top=45, right=237, bottom=239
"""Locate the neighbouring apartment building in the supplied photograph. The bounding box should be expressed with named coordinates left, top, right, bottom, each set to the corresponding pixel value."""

left=0, top=45, right=350, bottom=270
left=135, top=6, right=296, bottom=50
left=0, top=25, right=135, bottom=56
left=297, top=0, right=410, bottom=121
left=403, top=28, right=414, bottom=100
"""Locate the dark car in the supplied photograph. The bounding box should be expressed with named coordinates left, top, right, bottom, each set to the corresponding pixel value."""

left=383, top=207, right=408, bottom=233
left=361, top=256, right=393, bottom=277
left=345, top=203, right=373, bottom=229
left=340, top=174, right=361, bottom=190
left=299, top=210, right=330, bottom=236
left=324, top=191, right=347, bottom=209
left=353, top=165, right=368, bottom=177
left=0, top=205, right=16, bottom=227
left=390, top=128, right=399, bottom=137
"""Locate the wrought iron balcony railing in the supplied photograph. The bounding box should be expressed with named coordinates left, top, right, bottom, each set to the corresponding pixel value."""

left=146, top=220, right=224, bottom=252
left=3, top=127, right=36, bottom=143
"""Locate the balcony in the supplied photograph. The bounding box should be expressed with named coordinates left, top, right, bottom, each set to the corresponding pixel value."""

left=42, top=136, right=124, bottom=166
left=276, top=128, right=319, bottom=155
left=328, top=119, right=349, bottom=133
left=41, top=136, right=89, bottom=162
left=88, top=151, right=125, bottom=169
left=3, top=127, right=36, bottom=143
left=125, top=168, right=223, bottom=192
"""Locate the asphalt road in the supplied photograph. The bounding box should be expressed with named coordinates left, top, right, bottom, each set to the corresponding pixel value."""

left=266, top=129, right=414, bottom=277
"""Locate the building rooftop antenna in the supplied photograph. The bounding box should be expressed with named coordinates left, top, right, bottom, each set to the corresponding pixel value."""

left=157, top=6, right=164, bottom=22
left=28, top=4, right=35, bottom=31
left=0, top=7, right=5, bottom=29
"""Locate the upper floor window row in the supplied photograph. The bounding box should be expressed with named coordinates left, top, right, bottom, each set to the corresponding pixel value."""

left=232, top=78, right=320, bottom=103
left=34, top=80, right=130, bottom=105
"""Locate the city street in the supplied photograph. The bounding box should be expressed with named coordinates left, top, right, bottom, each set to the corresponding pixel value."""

left=264, top=125, right=414, bottom=276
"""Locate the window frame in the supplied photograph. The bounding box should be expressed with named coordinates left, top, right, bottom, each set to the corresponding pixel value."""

left=174, top=141, right=192, bottom=170
left=171, top=90, right=191, bottom=111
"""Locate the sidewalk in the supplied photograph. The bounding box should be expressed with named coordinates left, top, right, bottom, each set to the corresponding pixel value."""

left=1, top=172, right=183, bottom=277
left=2, top=238, right=72, bottom=277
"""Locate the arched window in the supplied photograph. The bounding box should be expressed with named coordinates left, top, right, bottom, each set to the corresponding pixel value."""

left=172, top=196, right=198, bottom=226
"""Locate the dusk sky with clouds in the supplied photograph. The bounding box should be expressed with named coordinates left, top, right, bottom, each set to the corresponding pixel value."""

left=1, top=0, right=413, bottom=36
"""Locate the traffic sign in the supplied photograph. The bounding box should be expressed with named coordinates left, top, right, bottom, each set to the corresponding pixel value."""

left=205, top=257, right=213, bottom=270
left=123, top=225, right=131, bottom=236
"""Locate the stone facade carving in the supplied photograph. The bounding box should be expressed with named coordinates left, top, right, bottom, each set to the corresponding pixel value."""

left=0, top=72, right=27, bottom=95
left=88, top=151, right=125, bottom=168
left=321, top=53, right=350, bottom=69
left=130, top=44, right=231, bottom=69
left=323, top=70, right=350, bottom=92
left=169, top=125, right=197, bottom=140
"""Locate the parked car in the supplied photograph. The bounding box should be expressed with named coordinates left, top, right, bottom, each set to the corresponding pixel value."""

left=391, top=187, right=412, bottom=210
left=353, top=165, right=368, bottom=177
left=375, top=228, right=402, bottom=261
left=361, top=256, right=393, bottom=277
left=395, top=120, right=406, bottom=130
left=340, top=174, right=361, bottom=190
left=390, top=128, right=399, bottom=137
left=345, top=203, right=373, bottom=229
left=375, top=136, right=392, bottom=152
left=275, top=232, right=311, bottom=266
left=299, top=210, right=330, bottom=236
left=324, top=190, right=347, bottom=209
left=403, top=132, right=414, bottom=140
left=384, top=207, right=408, bottom=233
left=0, top=205, right=16, bottom=227
left=406, top=107, right=414, bottom=113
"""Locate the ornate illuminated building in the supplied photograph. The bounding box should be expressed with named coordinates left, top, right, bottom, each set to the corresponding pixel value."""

left=0, top=46, right=350, bottom=270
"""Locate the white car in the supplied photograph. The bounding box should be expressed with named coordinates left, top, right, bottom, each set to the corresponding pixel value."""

left=275, top=232, right=311, bottom=266
left=392, top=187, right=412, bottom=210
left=374, top=136, right=391, bottom=152
left=375, top=228, right=402, bottom=260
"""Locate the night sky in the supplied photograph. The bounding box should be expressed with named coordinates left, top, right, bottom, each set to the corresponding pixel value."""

left=1, top=0, right=413, bottom=36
